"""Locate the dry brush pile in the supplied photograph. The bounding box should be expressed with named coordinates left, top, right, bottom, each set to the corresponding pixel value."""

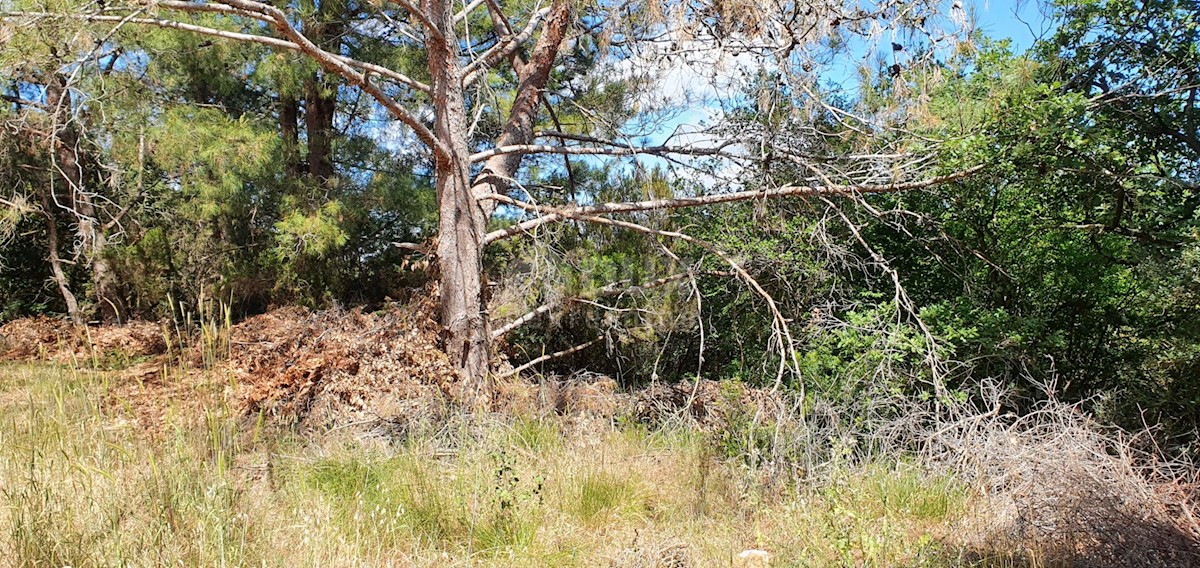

left=0, top=316, right=165, bottom=363
left=927, top=392, right=1200, bottom=566
left=668, top=377, right=1200, bottom=566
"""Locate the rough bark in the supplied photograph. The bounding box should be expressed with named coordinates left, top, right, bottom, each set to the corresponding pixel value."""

left=280, top=93, right=302, bottom=177
left=303, top=2, right=342, bottom=185
left=425, top=0, right=572, bottom=398
left=304, top=72, right=336, bottom=183
left=426, top=0, right=491, bottom=403
left=471, top=0, right=572, bottom=219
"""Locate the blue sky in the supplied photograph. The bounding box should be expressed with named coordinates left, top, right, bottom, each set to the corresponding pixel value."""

left=974, top=0, right=1055, bottom=52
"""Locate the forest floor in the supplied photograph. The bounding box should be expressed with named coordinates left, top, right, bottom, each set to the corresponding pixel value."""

left=1, top=312, right=1198, bottom=567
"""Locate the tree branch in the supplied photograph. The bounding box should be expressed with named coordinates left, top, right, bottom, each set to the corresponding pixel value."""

left=493, top=271, right=728, bottom=338
left=5, top=3, right=447, bottom=156
left=222, top=0, right=444, bottom=154
left=2, top=94, right=49, bottom=110
left=493, top=202, right=800, bottom=388
left=469, top=0, right=572, bottom=219
left=391, top=0, right=443, bottom=40
left=498, top=336, right=603, bottom=378
left=7, top=10, right=432, bottom=94
left=453, top=0, right=488, bottom=25
left=482, top=165, right=985, bottom=244
left=462, top=6, right=550, bottom=86
left=468, top=140, right=739, bottom=162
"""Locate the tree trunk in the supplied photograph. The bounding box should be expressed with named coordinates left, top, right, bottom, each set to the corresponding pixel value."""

left=90, top=230, right=122, bottom=322
left=304, top=72, right=336, bottom=183
left=46, top=73, right=122, bottom=323
left=280, top=93, right=302, bottom=177
left=421, top=0, right=571, bottom=402
left=41, top=190, right=82, bottom=326
left=427, top=0, right=491, bottom=404
left=471, top=0, right=572, bottom=219
left=303, top=2, right=341, bottom=186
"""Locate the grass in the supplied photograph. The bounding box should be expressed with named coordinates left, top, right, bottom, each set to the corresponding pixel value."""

left=0, top=362, right=989, bottom=567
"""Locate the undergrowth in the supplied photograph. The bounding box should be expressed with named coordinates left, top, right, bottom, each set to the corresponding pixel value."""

left=0, top=362, right=1195, bottom=567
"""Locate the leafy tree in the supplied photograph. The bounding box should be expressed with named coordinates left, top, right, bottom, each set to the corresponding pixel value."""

left=8, top=0, right=968, bottom=398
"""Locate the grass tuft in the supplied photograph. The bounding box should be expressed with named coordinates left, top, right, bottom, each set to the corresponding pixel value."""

left=575, top=471, right=647, bottom=523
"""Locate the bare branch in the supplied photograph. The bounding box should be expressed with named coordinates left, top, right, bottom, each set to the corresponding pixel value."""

left=453, top=0, right=488, bottom=26
left=4, top=2, right=447, bottom=156
left=1, top=94, right=49, bottom=110
left=5, top=4, right=449, bottom=163
left=468, top=140, right=739, bottom=162
left=482, top=165, right=985, bottom=244
left=499, top=336, right=603, bottom=378
left=5, top=10, right=432, bottom=94
left=240, top=0, right=441, bottom=153
left=495, top=201, right=801, bottom=389
left=492, top=271, right=727, bottom=339
left=153, top=0, right=263, bottom=20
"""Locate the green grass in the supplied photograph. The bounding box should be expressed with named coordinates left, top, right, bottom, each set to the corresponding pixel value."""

left=0, top=362, right=992, bottom=567
left=575, top=471, right=647, bottom=523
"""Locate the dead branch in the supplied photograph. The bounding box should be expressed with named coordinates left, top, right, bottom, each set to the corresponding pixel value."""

left=508, top=205, right=801, bottom=389
left=462, top=6, right=551, bottom=86
left=468, top=140, right=740, bottom=162
left=481, top=165, right=984, bottom=244
left=499, top=335, right=604, bottom=378
left=453, top=0, right=488, bottom=25
left=3, top=11, right=431, bottom=94
left=2, top=6, right=443, bottom=156
left=492, top=270, right=731, bottom=339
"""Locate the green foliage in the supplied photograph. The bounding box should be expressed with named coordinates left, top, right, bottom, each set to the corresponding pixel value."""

left=274, top=200, right=350, bottom=260
left=863, top=7, right=1200, bottom=435
left=151, top=106, right=278, bottom=217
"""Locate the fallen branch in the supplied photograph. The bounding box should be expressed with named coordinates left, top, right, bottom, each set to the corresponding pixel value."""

left=499, top=335, right=604, bottom=378
left=495, top=202, right=801, bottom=389
left=493, top=271, right=730, bottom=339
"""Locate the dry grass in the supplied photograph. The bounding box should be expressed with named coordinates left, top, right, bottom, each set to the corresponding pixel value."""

left=0, top=362, right=976, bottom=567
left=917, top=382, right=1200, bottom=567
left=2, top=350, right=1197, bottom=567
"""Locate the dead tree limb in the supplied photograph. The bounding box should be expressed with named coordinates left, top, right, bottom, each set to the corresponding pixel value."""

left=495, top=199, right=802, bottom=389
left=482, top=165, right=985, bottom=244
left=500, top=335, right=604, bottom=378
left=493, top=270, right=732, bottom=339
